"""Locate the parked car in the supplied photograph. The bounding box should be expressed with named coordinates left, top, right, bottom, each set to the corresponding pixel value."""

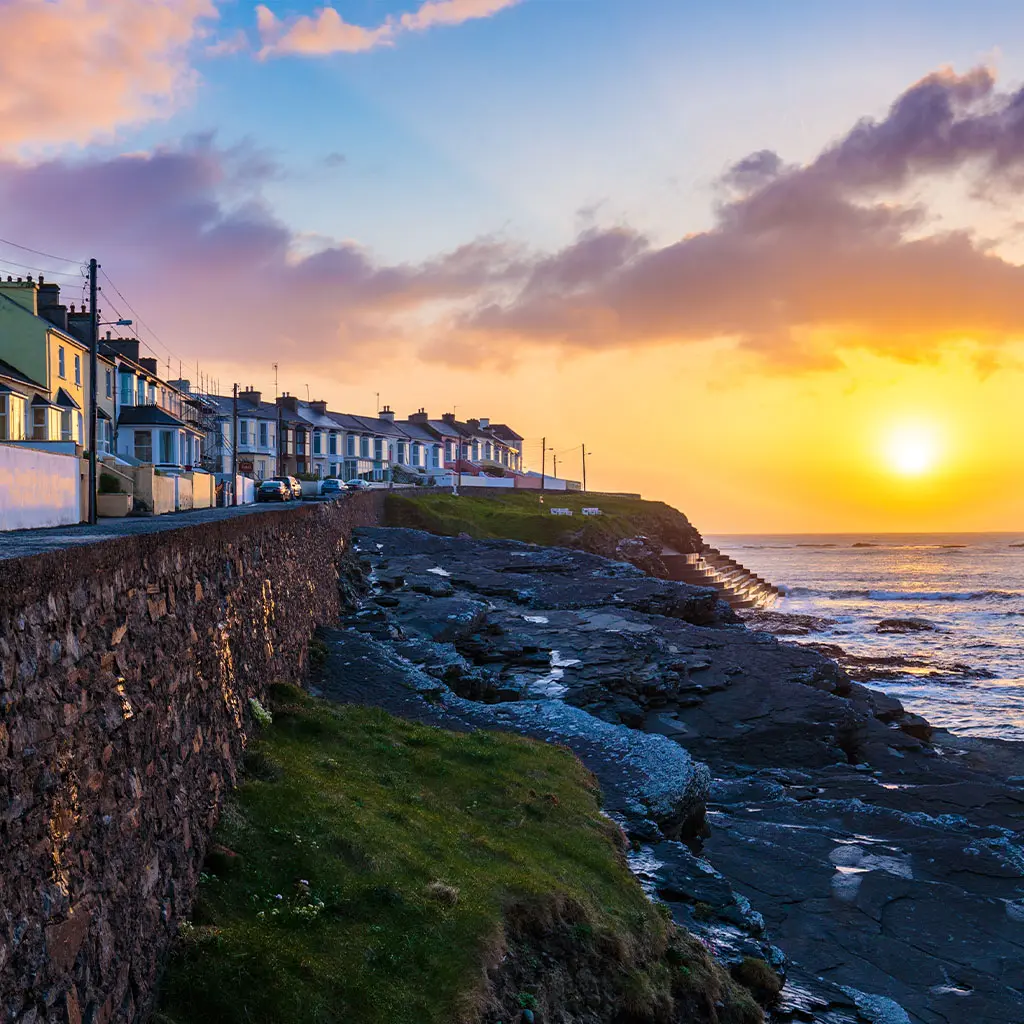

left=345, top=478, right=371, bottom=491
left=256, top=480, right=290, bottom=503
left=321, top=478, right=344, bottom=497
left=268, top=475, right=302, bottom=499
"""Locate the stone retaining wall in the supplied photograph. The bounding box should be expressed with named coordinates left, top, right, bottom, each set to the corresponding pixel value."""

left=0, top=494, right=384, bottom=1023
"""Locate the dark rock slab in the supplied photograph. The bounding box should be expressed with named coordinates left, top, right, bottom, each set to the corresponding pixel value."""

left=323, top=527, right=1024, bottom=1024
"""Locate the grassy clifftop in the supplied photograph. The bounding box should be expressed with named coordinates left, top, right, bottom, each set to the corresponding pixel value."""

left=385, top=492, right=703, bottom=558
left=155, top=686, right=761, bottom=1024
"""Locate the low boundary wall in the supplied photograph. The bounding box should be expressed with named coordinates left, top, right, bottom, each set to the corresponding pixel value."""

left=0, top=444, right=80, bottom=531
left=0, top=493, right=384, bottom=1022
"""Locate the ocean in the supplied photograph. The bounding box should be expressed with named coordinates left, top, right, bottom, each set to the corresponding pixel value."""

left=708, top=533, right=1024, bottom=741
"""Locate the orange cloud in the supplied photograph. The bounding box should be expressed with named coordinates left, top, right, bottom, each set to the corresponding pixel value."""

left=257, top=0, right=520, bottom=57
left=0, top=0, right=217, bottom=151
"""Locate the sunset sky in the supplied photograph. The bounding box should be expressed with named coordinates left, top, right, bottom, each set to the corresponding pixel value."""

left=3, top=0, right=1024, bottom=532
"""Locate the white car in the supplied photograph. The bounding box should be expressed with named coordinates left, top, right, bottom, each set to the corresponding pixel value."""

left=345, top=479, right=371, bottom=491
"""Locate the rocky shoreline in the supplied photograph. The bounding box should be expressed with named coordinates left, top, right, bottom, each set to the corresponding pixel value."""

left=317, top=528, right=1024, bottom=1023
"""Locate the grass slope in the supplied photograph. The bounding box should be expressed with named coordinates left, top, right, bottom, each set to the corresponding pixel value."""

left=385, top=492, right=701, bottom=553
left=156, top=686, right=760, bottom=1024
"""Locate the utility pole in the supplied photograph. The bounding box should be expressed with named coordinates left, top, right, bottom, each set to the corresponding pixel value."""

left=87, top=258, right=99, bottom=524
left=273, top=362, right=279, bottom=399
left=277, top=402, right=284, bottom=477
left=582, top=443, right=587, bottom=492
left=553, top=453, right=558, bottom=480
left=540, top=437, right=546, bottom=492
left=231, top=383, right=239, bottom=506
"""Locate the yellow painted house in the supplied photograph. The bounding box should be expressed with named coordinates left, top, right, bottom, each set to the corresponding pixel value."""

left=0, top=277, right=91, bottom=446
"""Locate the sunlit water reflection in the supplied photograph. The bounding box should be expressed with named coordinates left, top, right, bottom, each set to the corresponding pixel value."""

left=709, top=533, right=1024, bottom=741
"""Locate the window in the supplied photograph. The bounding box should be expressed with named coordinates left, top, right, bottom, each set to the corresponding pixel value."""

left=329, top=433, right=337, bottom=455
left=159, top=430, right=173, bottom=464
left=374, top=438, right=384, bottom=462
left=137, top=378, right=146, bottom=405
left=60, top=410, right=73, bottom=442
left=32, top=405, right=47, bottom=440
left=359, top=436, right=370, bottom=458
left=0, top=395, right=26, bottom=441
left=346, top=434, right=355, bottom=456
left=259, top=421, right=268, bottom=448
left=134, top=430, right=153, bottom=463
left=257, top=460, right=266, bottom=479
left=77, top=413, right=83, bottom=444
left=432, top=446, right=441, bottom=469
left=58, top=347, right=66, bottom=378
left=239, top=420, right=250, bottom=447
left=148, top=383, right=156, bottom=405
left=105, top=370, right=112, bottom=398
left=314, top=431, right=322, bottom=456
left=120, top=373, right=134, bottom=406
left=74, top=354, right=81, bottom=386
left=397, top=441, right=407, bottom=464
left=296, top=430, right=306, bottom=455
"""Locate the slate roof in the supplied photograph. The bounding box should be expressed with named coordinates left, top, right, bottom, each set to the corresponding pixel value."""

left=117, top=405, right=187, bottom=428
left=55, top=387, right=80, bottom=410
left=488, top=423, right=524, bottom=443
left=0, top=358, right=45, bottom=390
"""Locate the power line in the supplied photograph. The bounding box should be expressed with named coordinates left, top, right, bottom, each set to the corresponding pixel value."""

left=0, top=256, right=84, bottom=280
left=99, top=268, right=188, bottom=374
left=0, top=235, right=82, bottom=265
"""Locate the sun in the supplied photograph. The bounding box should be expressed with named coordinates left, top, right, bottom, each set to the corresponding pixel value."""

left=884, top=424, right=940, bottom=477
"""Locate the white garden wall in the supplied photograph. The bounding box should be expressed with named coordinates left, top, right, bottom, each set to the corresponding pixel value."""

left=0, top=444, right=80, bottom=531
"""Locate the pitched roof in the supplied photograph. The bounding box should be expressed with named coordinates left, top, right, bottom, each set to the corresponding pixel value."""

left=55, top=387, right=80, bottom=410
left=117, top=405, right=186, bottom=427
left=488, top=423, right=524, bottom=443
left=0, top=357, right=45, bottom=390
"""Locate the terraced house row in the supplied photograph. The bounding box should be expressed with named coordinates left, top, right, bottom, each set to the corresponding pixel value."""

left=205, top=389, right=525, bottom=483
left=0, top=274, right=529, bottom=530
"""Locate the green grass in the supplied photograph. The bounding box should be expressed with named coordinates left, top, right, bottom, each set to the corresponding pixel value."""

left=154, top=685, right=673, bottom=1024
left=386, top=492, right=701, bottom=553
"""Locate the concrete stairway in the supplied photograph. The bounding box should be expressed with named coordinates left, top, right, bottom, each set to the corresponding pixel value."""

left=660, top=545, right=780, bottom=610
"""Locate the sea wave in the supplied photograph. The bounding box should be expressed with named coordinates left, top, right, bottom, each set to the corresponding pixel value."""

left=786, top=587, right=1022, bottom=602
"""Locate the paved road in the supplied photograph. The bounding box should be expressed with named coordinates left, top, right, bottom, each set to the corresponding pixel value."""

left=0, top=500, right=320, bottom=562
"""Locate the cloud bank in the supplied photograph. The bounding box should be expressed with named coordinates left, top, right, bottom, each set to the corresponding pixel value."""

left=257, top=0, right=521, bottom=57
left=6, top=66, right=1024, bottom=377
left=0, top=0, right=217, bottom=151
left=462, top=66, right=1024, bottom=367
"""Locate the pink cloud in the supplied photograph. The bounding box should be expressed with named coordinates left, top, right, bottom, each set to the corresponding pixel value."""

left=0, top=0, right=217, bottom=152
left=257, top=0, right=520, bottom=57
left=0, top=138, right=524, bottom=371
left=6, top=66, right=1024, bottom=380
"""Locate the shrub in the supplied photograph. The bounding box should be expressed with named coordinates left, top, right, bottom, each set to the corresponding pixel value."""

left=99, top=472, right=123, bottom=494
